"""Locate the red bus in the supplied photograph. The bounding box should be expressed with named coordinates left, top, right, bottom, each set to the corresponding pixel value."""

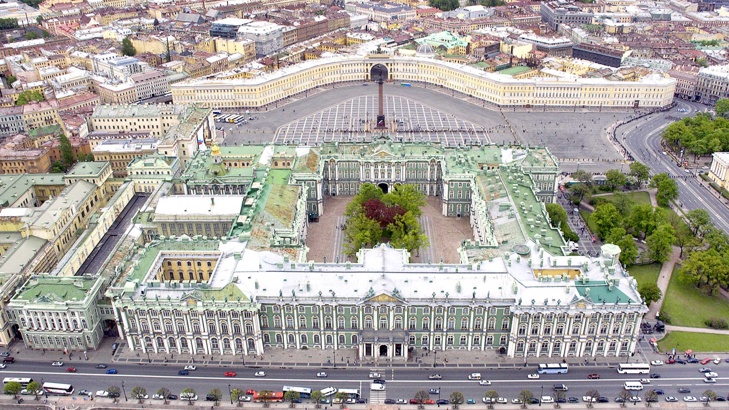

left=253, top=391, right=284, bottom=402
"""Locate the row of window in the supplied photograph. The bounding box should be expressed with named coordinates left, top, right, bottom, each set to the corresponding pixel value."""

left=263, top=315, right=510, bottom=331
left=266, top=304, right=508, bottom=316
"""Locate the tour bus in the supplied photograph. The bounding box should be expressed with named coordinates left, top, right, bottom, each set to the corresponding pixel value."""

left=283, top=386, right=312, bottom=399
left=537, top=363, right=569, bottom=374
left=617, top=363, right=651, bottom=374
left=623, top=382, right=644, bottom=391
left=43, top=382, right=74, bottom=395
left=252, top=391, right=284, bottom=402
left=337, top=388, right=361, bottom=399
left=3, top=377, right=32, bottom=386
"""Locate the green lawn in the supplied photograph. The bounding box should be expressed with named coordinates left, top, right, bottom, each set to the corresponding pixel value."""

left=627, top=263, right=661, bottom=288
left=580, top=210, right=597, bottom=234
left=594, top=191, right=652, bottom=206
left=657, top=331, right=729, bottom=353
left=660, top=265, right=729, bottom=328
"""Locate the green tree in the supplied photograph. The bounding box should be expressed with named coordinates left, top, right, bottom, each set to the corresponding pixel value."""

left=310, top=390, right=324, bottom=408
left=5, top=74, right=16, bottom=85
left=208, top=388, right=223, bottom=406
left=644, top=390, right=658, bottom=407
left=716, top=98, right=729, bottom=117
left=25, top=31, right=39, bottom=40
left=554, top=391, right=566, bottom=408
left=610, top=192, right=633, bottom=216
left=627, top=203, right=661, bottom=239
left=343, top=212, right=383, bottom=255
left=449, top=391, right=464, bottom=409
left=428, top=0, right=459, bottom=11
left=131, top=386, right=147, bottom=403
left=121, top=37, right=137, bottom=56
left=679, top=249, right=728, bottom=295
left=59, top=134, right=75, bottom=169
left=703, top=390, right=717, bottom=403
left=15, top=89, right=44, bottom=106
left=383, top=183, right=426, bottom=217
left=26, top=381, right=41, bottom=400
left=157, top=387, right=171, bottom=405
left=345, top=183, right=383, bottom=217
left=231, top=388, right=244, bottom=406
left=569, top=182, right=591, bottom=204
left=697, top=57, right=709, bottom=68
left=51, top=160, right=66, bottom=173
left=592, top=203, right=622, bottom=239
left=617, top=391, right=631, bottom=407
left=3, top=381, right=21, bottom=397
left=650, top=173, right=678, bottom=207
left=585, top=390, right=600, bottom=408
left=284, top=390, right=300, bottom=406
left=686, top=208, right=711, bottom=237
left=629, top=162, right=650, bottom=187
left=335, top=391, right=349, bottom=408
left=484, top=390, right=499, bottom=409
left=0, top=18, right=18, bottom=30
left=605, top=169, right=627, bottom=190
left=546, top=203, right=579, bottom=242
left=414, top=390, right=430, bottom=409
left=615, top=233, right=638, bottom=266
left=517, top=390, right=533, bottom=409
left=572, top=169, right=593, bottom=185
left=646, top=224, right=675, bottom=263
left=638, top=283, right=662, bottom=306
left=108, top=386, right=121, bottom=403
left=181, top=387, right=197, bottom=404
left=389, top=212, right=428, bottom=254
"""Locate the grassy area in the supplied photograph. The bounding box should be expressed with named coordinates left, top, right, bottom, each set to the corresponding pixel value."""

left=580, top=210, right=597, bottom=234
left=594, top=191, right=652, bottom=206
left=657, top=331, right=729, bottom=353
left=660, top=265, right=729, bottom=328
left=627, top=263, right=661, bottom=288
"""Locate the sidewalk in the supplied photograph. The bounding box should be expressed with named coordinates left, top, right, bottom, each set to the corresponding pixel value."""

left=646, top=246, right=681, bottom=322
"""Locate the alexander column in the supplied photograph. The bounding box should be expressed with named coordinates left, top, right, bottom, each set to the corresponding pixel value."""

left=374, top=65, right=386, bottom=129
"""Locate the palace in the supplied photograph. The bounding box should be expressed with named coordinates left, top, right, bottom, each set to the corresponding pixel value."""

left=90, top=138, right=648, bottom=361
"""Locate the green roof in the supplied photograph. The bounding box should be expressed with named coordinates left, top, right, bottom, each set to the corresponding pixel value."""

left=0, top=174, right=65, bottom=207
left=14, top=275, right=98, bottom=303
left=575, top=281, right=634, bottom=304
left=65, top=161, right=109, bottom=177
left=498, top=66, right=533, bottom=76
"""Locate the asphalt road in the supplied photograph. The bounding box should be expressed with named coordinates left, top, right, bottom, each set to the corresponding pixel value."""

left=618, top=100, right=729, bottom=233
left=6, top=361, right=728, bottom=404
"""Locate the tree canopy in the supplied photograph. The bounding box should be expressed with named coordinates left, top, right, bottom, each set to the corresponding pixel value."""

left=662, top=112, right=729, bottom=158
left=15, top=90, right=44, bottom=106
left=650, top=173, right=678, bottom=207
left=429, top=0, right=459, bottom=11
left=121, top=37, right=137, bottom=56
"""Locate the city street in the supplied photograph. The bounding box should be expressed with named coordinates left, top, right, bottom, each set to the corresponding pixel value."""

left=618, top=100, right=729, bottom=233
left=5, top=359, right=729, bottom=404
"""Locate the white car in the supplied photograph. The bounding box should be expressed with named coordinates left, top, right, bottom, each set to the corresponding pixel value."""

left=479, top=380, right=492, bottom=386
left=0, top=364, right=6, bottom=369
left=629, top=397, right=642, bottom=403
left=496, top=398, right=508, bottom=404
left=714, top=358, right=722, bottom=365
left=317, top=372, right=328, bottom=378
left=184, top=365, right=196, bottom=371
left=527, top=374, right=540, bottom=379
left=96, top=390, right=110, bottom=397
left=705, top=372, right=718, bottom=378
left=582, top=396, right=597, bottom=403
left=254, top=371, right=266, bottom=377
left=650, top=360, right=663, bottom=366
left=135, top=394, right=149, bottom=399
left=639, top=378, right=651, bottom=384
left=152, top=394, right=165, bottom=400
left=665, top=396, right=678, bottom=402
left=51, top=361, right=64, bottom=367
left=180, top=393, right=198, bottom=401
left=684, top=396, right=697, bottom=402
left=511, top=398, right=523, bottom=404
left=541, top=396, right=554, bottom=403
left=699, top=367, right=712, bottom=373
left=704, top=378, right=717, bottom=383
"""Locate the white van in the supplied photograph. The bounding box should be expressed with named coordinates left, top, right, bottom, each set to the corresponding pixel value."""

left=467, top=373, right=482, bottom=380
left=370, top=383, right=385, bottom=391
left=320, top=387, right=337, bottom=397
left=623, top=382, right=643, bottom=391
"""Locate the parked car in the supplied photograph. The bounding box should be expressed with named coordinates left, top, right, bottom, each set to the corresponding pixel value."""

left=587, top=374, right=600, bottom=379
left=0, top=351, right=10, bottom=357
left=527, top=398, right=539, bottom=404
left=409, top=399, right=420, bottom=405
left=496, top=398, right=508, bottom=404
left=466, top=399, right=476, bottom=404
left=51, top=361, right=64, bottom=367
left=701, top=358, right=712, bottom=365
left=436, top=399, right=449, bottom=405
left=184, top=365, right=196, bottom=371
left=597, top=397, right=609, bottom=403
left=654, top=389, right=665, bottom=395
left=684, top=396, right=697, bottom=402
left=678, top=388, right=691, bottom=393
left=95, top=364, right=107, bottom=369
left=66, top=367, right=76, bottom=373
left=705, top=372, right=718, bottom=378
left=666, top=359, right=676, bottom=364
left=687, top=358, right=699, bottom=364
left=166, top=394, right=178, bottom=400
left=676, top=359, right=687, bottom=364
left=77, top=390, right=92, bottom=396
left=665, top=397, right=678, bottom=402
left=180, top=393, right=198, bottom=401
left=152, top=394, right=165, bottom=400
left=384, top=399, right=396, bottom=404
left=429, top=374, right=442, bottom=380
left=0, top=364, right=6, bottom=369
left=105, top=369, right=117, bottom=374
left=96, top=390, right=110, bottom=397
left=568, top=397, right=579, bottom=403
left=178, top=370, right=189, bottom=376
left=714, top=358, right=722, bottom=365
left=396, top=399, right=407, bottom=404
left=224, top=371, right=236, bottom=377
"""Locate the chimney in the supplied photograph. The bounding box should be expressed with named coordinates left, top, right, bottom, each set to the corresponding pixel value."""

left=211, top=197, right=214, bottom=205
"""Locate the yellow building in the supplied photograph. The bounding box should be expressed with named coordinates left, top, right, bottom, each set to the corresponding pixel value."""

left=171, top=55, right=676, bottom=109
left=22, top=100, right=63, bottom=131
left=709, top=152, right=729, bottom=190
left=213, top=38, right=256, bottom=61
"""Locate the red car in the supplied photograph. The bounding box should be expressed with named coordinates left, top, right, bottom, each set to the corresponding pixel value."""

left=246, top=389, right=256, bottom=396
left=587, top=374, right=600, bottom=379
left=66, top=367, right=77, bottom=373
left=701, top=358, right=712, bottom=365
left=410, top=399, right=420, bottom=405
left=224, top=371, right=236, bottom=377
left=666, top=359, right=676, bottom=364
left=424, top=400, right=435, bottom=405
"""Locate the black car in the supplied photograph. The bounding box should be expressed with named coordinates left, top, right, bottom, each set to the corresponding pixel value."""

left=654, top=389, right=665, bottom=395
left=716, top=396, right=727, bottom=402
left=650, top=373, right=661, bottom=378
left=568, top=397, right=579, bottom=403
left=678, top=388, right=691, bottom=393
left=555, top=398, right=567, bottom=403
left=527, top=398, right=539, bottom=404
left=356, top=399, right=367, bottom=404
left=167, top=394, right=178, bottom=400
left=373, top=379, right=386, bottom=385
left=687, top=358, right=699, bottom=364
left=109, top=392, right=120, bottom=399
left=615, top=397, right=625, bottom=403
left=436, top=399, right=449, bottom=405
left=205, top=394, right=217, bottom=401
left=676, top=359, right=687, bottom=364
left=646, top=397, right=658, bottom=403
left=597, top=397, right=609, bottom=403
left=95, top=364, right=107, bottom=369
left=384, top=399, right=396, bottom=404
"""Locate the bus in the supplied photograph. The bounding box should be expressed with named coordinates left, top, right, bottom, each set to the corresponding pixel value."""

left=283, top=386, right=312, bottom=399
left=43, top=382, right=74, bottom=395
left=3, top=377, right=32, bottom=386
left=617, top=363, right=651, bottom=374
left=337, top=388, right=361, bottom=399
left=253, top=391, right=284, bottom=402
left=623, top=382, right=644, bottom=391
left=212, top=110, right=222, bottom=115
left=537, top=363, right=569, bottom=374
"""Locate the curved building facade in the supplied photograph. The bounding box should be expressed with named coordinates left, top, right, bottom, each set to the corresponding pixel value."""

left=171, top=54, right=676, bottom=109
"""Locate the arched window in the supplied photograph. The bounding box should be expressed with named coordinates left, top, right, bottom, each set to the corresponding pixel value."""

left=313, top=334, right=320, bottom=345
left=338, top=334, right=345, bottom=345
left=288, top=334, right=295, bottom=344
left=301, top=334, right=308, bottom=345
left=326, top=334, right=333, bottom=345
left=263, top=334, right=270, bottom=344
left=448, top=317, right=455, bottom=330
left=275, top=333, right=283, bottom=344
left=223, top=339, right=231, bottom=349
left=299, top=316, right=307, bottom=328
left=350, top=317, right=358, bottom=329
left=351, top=335, right=358, bottom=345
left=394, top=316, right=402, bottom=329
left=364, top=316, right=373, bottom=329
left=221, top=322, right=228, bottom=334
left=312, top=316, right=320, bottom=328
left=409, top=317, right=416, bottom=329
left=211, top=338, right=219, bottom=350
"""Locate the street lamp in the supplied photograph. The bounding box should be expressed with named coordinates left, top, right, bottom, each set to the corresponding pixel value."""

left=433, top=350, right=437, bottom=368
left=333, top=347, right=336, bottom=368
left=539, top=386, right=543, bottom=407
left=229, top=383, right=233, bottom=405
left=122, top=380, right=127, bottom=402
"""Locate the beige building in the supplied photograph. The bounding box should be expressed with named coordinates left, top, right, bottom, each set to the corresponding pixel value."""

left=22, top=100, right=63, bottom=131
left=92, top=138, right=158, bottom=178
left=709, top=152, right=729, bottom=190
left=172, top=55, right=676, bottom=109
left=149, top=195, right=244, bottom=239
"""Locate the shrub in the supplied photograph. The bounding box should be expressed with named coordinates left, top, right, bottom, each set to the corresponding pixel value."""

left=705, top=318, right=728, bottom=330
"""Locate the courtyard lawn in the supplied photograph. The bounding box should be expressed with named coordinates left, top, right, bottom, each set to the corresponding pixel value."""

left=594, top=191, right=652, bottom=206
left=657, top=331, right=729, bottom=353
left=660, top=265, right=729, bottom=328
left=627, top=263, right=661, bottom=289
